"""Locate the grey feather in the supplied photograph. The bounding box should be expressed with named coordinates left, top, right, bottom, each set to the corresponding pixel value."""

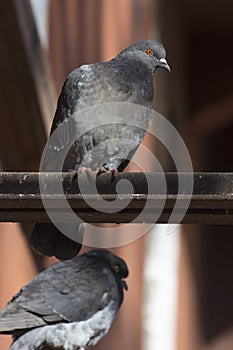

left=0, top=250, right=128, bottom=350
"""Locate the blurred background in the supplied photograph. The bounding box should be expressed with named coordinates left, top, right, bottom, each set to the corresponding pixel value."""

left=0, top=0, right=233, bottom=349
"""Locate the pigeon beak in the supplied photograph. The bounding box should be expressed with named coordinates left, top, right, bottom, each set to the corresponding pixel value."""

left=122, top=280, right=128, bottom=291
left=159, top=58, right=171, bottom=72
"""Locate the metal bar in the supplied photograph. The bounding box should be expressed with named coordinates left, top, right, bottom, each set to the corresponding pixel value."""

left=0, top=172, right=233, bottom=224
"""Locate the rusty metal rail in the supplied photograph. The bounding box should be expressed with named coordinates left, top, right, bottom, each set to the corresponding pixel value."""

left=0, top=172, right=233, bottom=224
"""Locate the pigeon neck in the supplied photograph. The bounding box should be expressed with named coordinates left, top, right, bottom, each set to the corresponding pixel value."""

left=108, top=56, right=153, bottom=83
left=115, top=51, right=156, bottom=74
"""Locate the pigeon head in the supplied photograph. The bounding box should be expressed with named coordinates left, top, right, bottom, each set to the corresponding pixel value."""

left=86, top=249, right=129, bottom=290
left=118, top=39, right=170, bottom=73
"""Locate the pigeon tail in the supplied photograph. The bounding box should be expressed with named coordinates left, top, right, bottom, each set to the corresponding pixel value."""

left=31, top=223, right=83, bottom=260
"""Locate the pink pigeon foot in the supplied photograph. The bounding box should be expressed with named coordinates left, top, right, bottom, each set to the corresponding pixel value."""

left=97, top=166, right=118, bottom=181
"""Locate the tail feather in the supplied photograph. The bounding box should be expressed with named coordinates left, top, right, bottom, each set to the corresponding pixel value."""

left=0, top=304, right=45, bottom=334
left=31, top=223, right=83, bottom=260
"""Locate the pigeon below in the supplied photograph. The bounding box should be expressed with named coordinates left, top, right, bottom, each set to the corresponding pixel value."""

left=0, top=249, right=128, bottom=350
left=31, top=39, right=170, bottom=260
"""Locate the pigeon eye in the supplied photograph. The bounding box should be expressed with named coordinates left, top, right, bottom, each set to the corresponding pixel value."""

left=113, top=264, right=120, bottom=273
left=146, top=48, right=153, bottom=55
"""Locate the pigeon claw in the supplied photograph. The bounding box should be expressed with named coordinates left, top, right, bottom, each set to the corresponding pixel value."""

left=97, top=167, right=118, bottom=182
left=79, top=167, right=97, bottom=183
left=111, top=168, right=118, bottom=181
left=96, top=166, right=110, bottom=176
left=71, top=167, right=97, bottom=184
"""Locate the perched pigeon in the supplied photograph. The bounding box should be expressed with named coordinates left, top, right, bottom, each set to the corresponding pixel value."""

left=0, top=249, right=128, bottom=350
left=31, top=39, right=170, bottom=260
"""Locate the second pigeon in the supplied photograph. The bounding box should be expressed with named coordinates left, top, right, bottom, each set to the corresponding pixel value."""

left=0, top=249, right=128, bottom=350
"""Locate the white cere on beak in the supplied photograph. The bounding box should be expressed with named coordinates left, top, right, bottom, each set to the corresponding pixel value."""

left=159, top=57, right=171, bottom=72
left=159, top=58, right=168, bottom=64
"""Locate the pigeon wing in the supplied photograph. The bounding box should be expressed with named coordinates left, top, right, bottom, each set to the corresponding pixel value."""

left=41, top=66, right=89, bottom=172
left=0, top=257, right=119, bottom=334
left=38, top=257, right=120, bottom=322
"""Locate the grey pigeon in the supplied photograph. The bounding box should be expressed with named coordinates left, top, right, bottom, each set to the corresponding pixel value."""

left=31, top=39, right=170, bottom=260
left=0, top=249, right=128, bottom=350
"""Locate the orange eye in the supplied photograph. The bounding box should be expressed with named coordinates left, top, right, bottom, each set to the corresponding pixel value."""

left=146, top=48, right=153, bottom=55
left=113, top=264, right=120, bottom=273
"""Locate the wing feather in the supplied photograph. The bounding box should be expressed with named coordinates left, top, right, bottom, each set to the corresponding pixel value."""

left=0, top=257, right=118, bottom=334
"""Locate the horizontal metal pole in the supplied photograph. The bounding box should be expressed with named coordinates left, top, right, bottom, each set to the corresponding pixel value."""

left=0, top=172, right=233, bottom=224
